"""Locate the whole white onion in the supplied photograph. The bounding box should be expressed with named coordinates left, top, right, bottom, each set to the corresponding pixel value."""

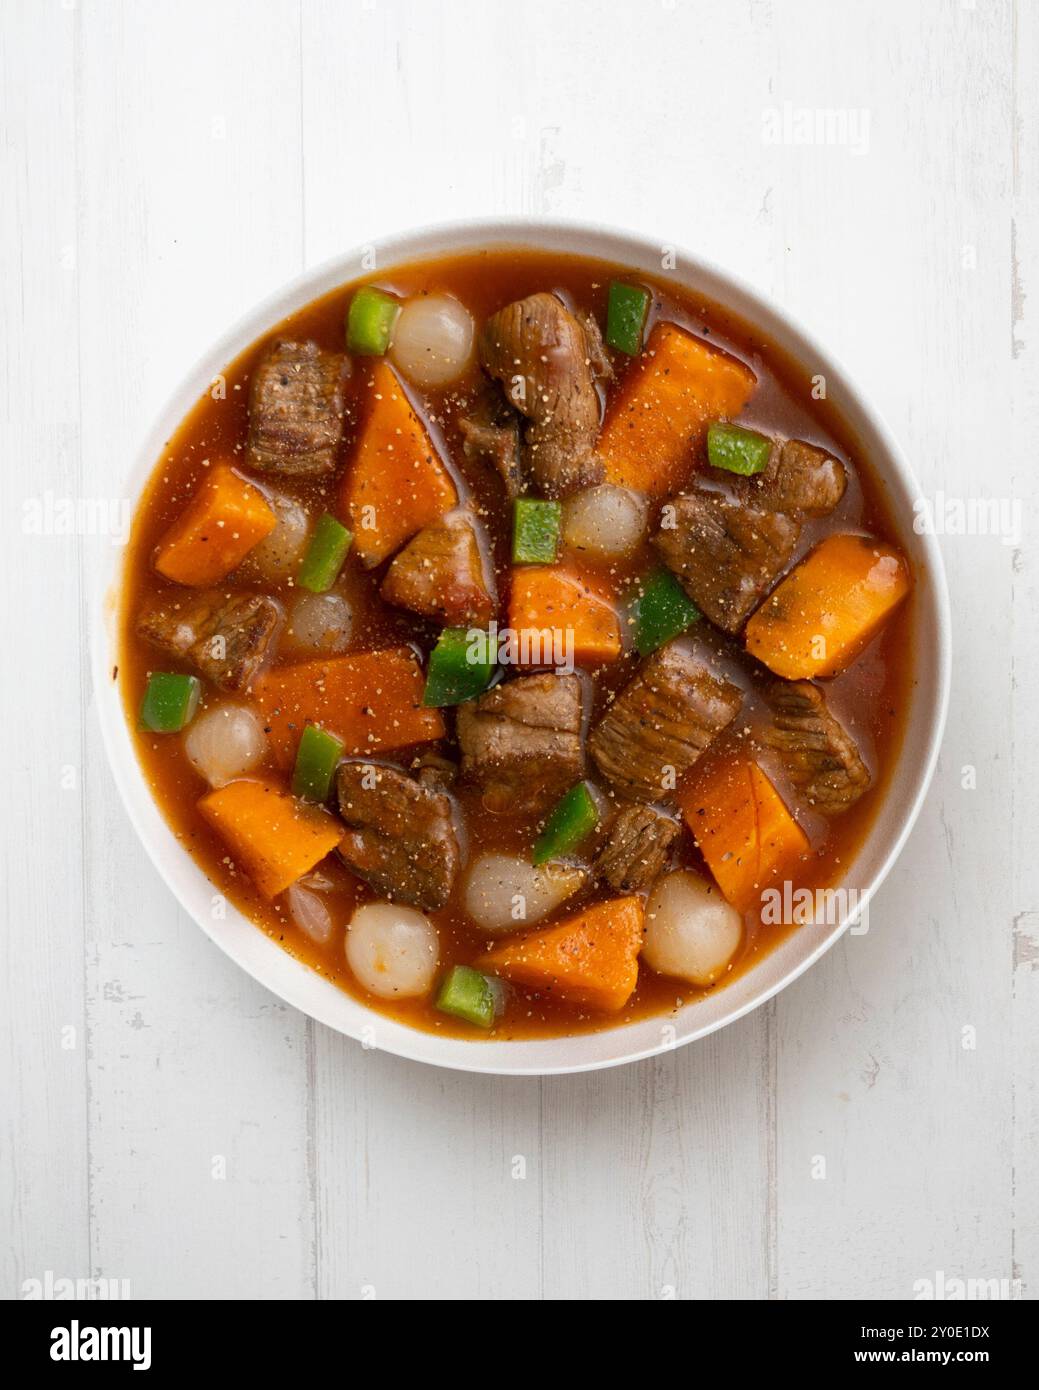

left=464, top=853, right=585, bottom=936
left=345, top=902, right=439, bottom=998
left=286, top=883, right=335, bottom=945
left=389, top=294, right=475, bottom=388
left=283, top=591, right=353, bottom=655
left=643, top=870, right=742, bottom=986
left=245, top=491, right=310, bottom=580
left=183, top=704, right=267, bottom=787
left=562, top=484, right=648, bottom=560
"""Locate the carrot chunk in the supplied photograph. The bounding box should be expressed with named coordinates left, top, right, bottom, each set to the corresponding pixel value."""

left=198, top=778, right=344, bottom=899
left=251, top=647, right=445, bottom=765
left=680, top=759, right=808, bottom=911
left=479, top=896, right=645, bottom=1012
left=507, top=567, right=622, bottom=667
left=598, top=322, right=757, bottom=497
left=154, top=463, right=276, bottom=586
left=339, top=361, right=458, bottom=566
left=745, top=533, right=911, bottom=679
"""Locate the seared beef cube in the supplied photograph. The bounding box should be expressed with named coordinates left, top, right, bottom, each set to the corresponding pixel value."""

left=589, top=643, right=741, bottom=802
left=762, top=680, right=870, bottom=814
left=336, top=761, right=459, bottom=911
left=137, top=590, right=280, bottom=692
left=767, top=439, right=846, bottom=515
left=247, top=340, right=347, bottom=476
left=736, top=438, right=847, bottom=517
left=188, top=594, right=280, bottom=691
left=459, top=389, right=524, bottom=499
left=653, top=488, right=800, bottom=633
left=456, top=672, right=583, bottom=816
left=479, top=293, right=603, bottom=498
left=380, top=509, right=495, bottom=627
left=410, top=750, right=458, bottom=792
left=594, top=804, right=679, bottom=892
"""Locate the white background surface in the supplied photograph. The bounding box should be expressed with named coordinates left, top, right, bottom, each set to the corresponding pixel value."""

left=1, top=0, right=1035, bottom=1301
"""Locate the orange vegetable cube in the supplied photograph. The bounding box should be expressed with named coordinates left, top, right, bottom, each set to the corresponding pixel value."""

left=339, top=361, right=458, bottom=566
left=479, top=896, right=645, bottom=1012
left=507, top=567, right=622, bottom=668
left=680, top=759, right=808, bottom=911
left=745, top=533, right=911, bottom=679
left=598, top=321, right=757, bottom=496
left=251, top=647, right=445, bottom=766
left=198, top=778, right=344, bottom=899
left=154, top=463, right=276, bottom=586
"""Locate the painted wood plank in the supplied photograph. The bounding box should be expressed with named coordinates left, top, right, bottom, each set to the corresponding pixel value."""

left=765, top=0, right=1018, bottom=1298
left=539, top=1015, right=773, bottom=1301
left=1009, top=0, right=1039, bottom=1302
left=311, top=1036, right=543, bottom=1300
left=0, top=0, right=90, bottom=1300
left=75, top=0, right=314, bottom=1298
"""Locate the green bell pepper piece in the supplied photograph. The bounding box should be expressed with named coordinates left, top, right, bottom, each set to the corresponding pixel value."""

left=706, top=421, right=772, bottom=476
left=605, top=281, right=651, bottom=355
left=512, top=497, right=561, bottom=564
left=139, top=672, right=201, bottom=733
left=532, top=781, right=599, bottom=866
left=435, top=965, right=502, bottom=1028
left=298, top=512, right=352, bottom=593
left=422, top=628, right=496, bottom=707
left=346, top=286, right=400, bottom=355
left=291, top=723, right=344, bottom=802
left=633, top=569, right=701, bottom=656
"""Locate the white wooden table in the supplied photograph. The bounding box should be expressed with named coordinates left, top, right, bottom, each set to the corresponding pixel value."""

left=2, top=0, right=1035, bottom=1301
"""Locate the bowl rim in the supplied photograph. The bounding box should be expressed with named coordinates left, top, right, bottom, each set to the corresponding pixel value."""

left=93, top=215, right=952, bottom=1076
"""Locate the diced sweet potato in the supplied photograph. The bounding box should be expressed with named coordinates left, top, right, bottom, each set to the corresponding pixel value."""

left=680, top=758, right=808, bottom=911
left=507, top=567, right=622, bottom=668
left=479, top=896, right=645, bottom=1011
left=154, top=463, right=276, bottom=586
left=745, top=533, right=911, bottom=679
left=339, top=361, right=458, bottom=566
left=598, top=322, right=757, bottom=496
left=198, top=778, right=344, bottom=899
left=251, top=648, right=445, bottom=765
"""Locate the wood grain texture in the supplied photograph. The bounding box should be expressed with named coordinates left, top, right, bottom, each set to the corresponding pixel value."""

left=762, top=0, right=1019, bottom=1300
left=0, top=0, right=89, bottom=1301
left=1, top=0, right=1031, bottom=1300
left=1010, top=0, right=1039, bottom=1302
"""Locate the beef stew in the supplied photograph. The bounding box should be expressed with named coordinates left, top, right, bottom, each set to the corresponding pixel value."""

left=120, top=249, right=914, bottom=1040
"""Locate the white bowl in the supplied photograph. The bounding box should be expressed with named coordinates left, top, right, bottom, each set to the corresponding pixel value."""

left=94, top=218, right=951, bottom=1076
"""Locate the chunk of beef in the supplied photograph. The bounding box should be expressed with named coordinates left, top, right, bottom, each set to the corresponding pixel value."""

left=336, top=760, right=459, bottom=911
left=589, top=643, right=741, bottom=802
left=380, top=508, right=495, bottom=627
left=410, top=750, right=458, bottom=792
left=762, top=680, right=871, bottom=814
left=653, top=488, right=801, bottom=633
left=594, top=804, right=680, bottom=892
left=735, top=438, right=847, bottom=517
left=574, top=307, right=614, bottom=383
left=456, top=672, right=583, bottom=815
left=459, top=388, right=524, bottom=499
left=479, top=293, right=603, bottom=498
left=247, top=339, right=348, bottom=476
left=137, top=590, right=280, bottom=692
